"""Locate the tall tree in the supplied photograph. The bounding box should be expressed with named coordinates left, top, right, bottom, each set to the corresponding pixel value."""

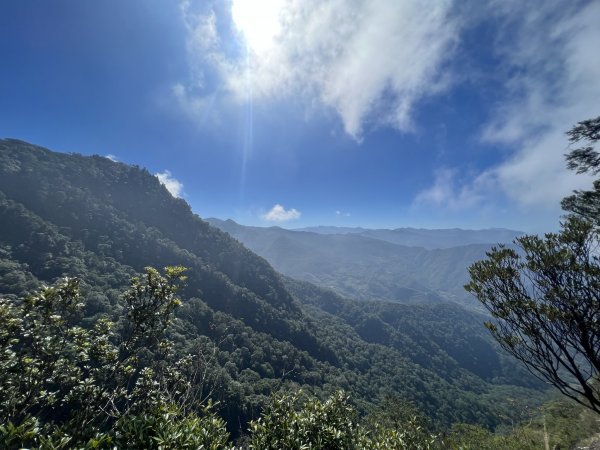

left=466, top=116, right=600, bottom=413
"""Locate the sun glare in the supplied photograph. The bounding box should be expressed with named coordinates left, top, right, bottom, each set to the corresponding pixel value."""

left=231, top=0, right=283, bottom=54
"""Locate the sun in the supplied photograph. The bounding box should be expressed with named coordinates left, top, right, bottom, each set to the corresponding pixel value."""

left=231, top=0, right=283, bottom=55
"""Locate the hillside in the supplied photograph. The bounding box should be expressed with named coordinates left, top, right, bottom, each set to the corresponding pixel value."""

left=0, top=139, right=546, bottom=432
left=207, top=218, right=506, bottom=308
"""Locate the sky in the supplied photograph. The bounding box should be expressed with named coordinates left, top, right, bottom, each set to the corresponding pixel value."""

left=1, top=0, right=599, bottom=232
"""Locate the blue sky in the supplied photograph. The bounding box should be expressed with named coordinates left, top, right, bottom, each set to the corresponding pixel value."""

left=1, top=0, right=599, bottom=232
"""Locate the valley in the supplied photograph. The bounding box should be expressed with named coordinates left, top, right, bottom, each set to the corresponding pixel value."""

left=207, top=218, right=519, bottom=309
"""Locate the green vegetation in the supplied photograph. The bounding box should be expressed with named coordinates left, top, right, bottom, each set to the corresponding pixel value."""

left=3, top=273, right=595, bottom=448
left=0, top=267, right=233, bottom=449
left=467, top=217, right=600, bottom=412
left=1, top=271, right=597, bottom=447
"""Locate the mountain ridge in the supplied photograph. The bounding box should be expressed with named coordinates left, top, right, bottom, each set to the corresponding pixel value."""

left=206, top=217, right=514, bottom=308
left=211, top=219, right=523, bottom=250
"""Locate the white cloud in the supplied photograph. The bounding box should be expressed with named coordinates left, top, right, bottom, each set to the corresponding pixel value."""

left=178, top=0, right=459, bottom=138
left=156, top=170, right=184, bottom=198
left=105, top=154, right=118, bottom=162
left=262, top=204, right=301, bottom=222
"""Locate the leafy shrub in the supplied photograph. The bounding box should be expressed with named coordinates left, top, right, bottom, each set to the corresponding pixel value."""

left=0, top=267, right=232, bottom=449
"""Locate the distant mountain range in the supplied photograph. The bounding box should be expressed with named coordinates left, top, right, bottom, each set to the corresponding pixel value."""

left=207, top=219, right=522, bottom=308
left=293, top=225, right=523, bottom=250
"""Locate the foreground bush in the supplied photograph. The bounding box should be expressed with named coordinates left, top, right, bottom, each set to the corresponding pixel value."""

left=0, top=267, right=233, bottom=449
left=248, top=390, right=438, bottom=450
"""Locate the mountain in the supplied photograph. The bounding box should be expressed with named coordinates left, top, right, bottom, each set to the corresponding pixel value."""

left=295, top=226, right=523, bottom=249
left=0, top=139, right=545, bottom=432
left=293, top=226, right=369, bottom=235
left=207, top=218, right=505, bottom=308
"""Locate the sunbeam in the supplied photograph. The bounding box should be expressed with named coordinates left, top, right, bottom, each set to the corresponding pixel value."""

left=231, top=0, right=283, bottom=55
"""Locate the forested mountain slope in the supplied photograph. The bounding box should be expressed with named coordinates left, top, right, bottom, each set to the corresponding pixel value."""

left=207, top=218, right=501, bottom=307
left=0, top=139, right=545, bottom=432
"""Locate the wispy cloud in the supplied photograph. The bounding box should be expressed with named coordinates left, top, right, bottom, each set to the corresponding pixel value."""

left=262, top=204, right=301, bottom=222
left=416, top=1, right=600, bottom=219
left=476, top=0, right=600, bottom=210
left=156, top=170, right=184, bottom=198
left=178, top=0, right=459, bottom=139
left=335, top=210, right=351, bottom=217
left=414, top=168, right=489, bottom=211
left=105, top=154, right=118, bottom=162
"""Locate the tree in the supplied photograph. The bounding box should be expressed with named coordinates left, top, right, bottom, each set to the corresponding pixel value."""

left=248, top=390, right=439, bottom=450
left=466, top=116, right=600, bottom=414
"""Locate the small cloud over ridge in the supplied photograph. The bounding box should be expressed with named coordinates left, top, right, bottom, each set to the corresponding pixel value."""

left=262, top=204, right=301, bottom=222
